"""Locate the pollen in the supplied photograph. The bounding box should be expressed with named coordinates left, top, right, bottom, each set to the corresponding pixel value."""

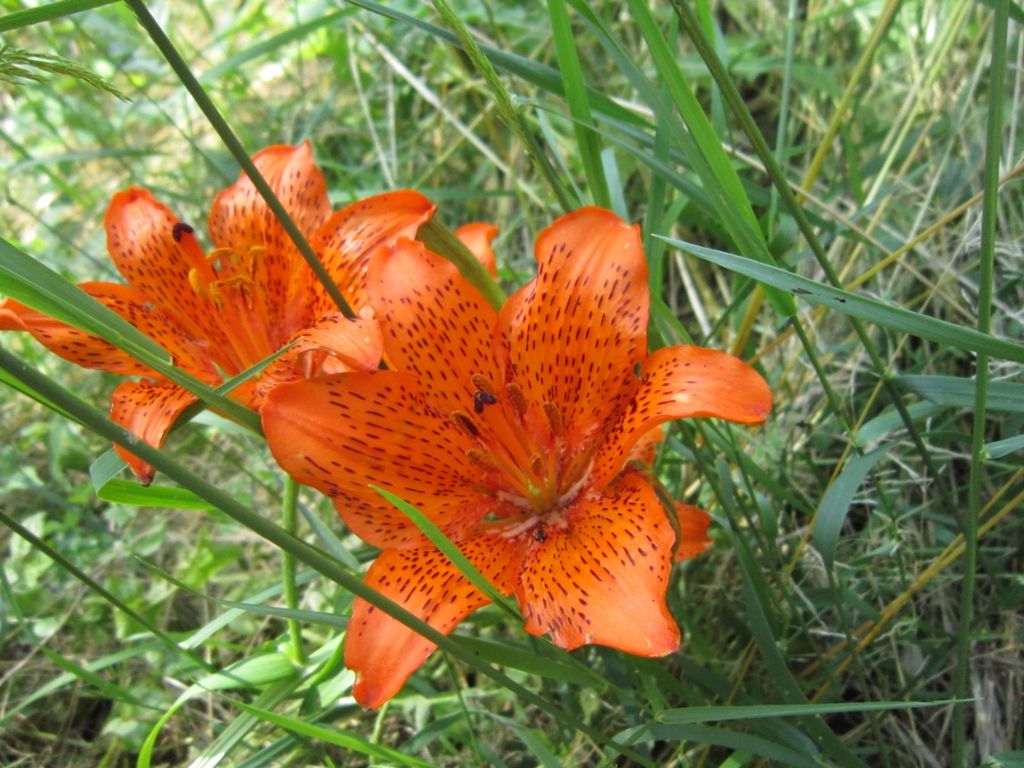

left=449, top=409, right=480, bottom=437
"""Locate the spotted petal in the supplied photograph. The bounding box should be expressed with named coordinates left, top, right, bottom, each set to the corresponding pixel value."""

left=261, top=371, right=491, bottom=549
left=591, top=345, right=772, bottom=487
left=311, top=190, right=435, bottom=314
left=105, top=187, right=229, bottom=350
left=254, top=314, right=383, bottom=405
left=454, top=222, right=499, bottom=277
left=368, top=237, right=501, bottom=418
left=110, top=380, right=198, bottom=483
left=345, top=529, right=528, bottom=708
left=516, top=471, right=680, bottom=656
left=498, top=207, right=648, bottom=451
left=208, top=142, right=332, bottom=335
left=0, top=282, right=211, bottom=379
left=209, top=142, right=330, bottom=255
left=673, top=503, right=712, bottom=562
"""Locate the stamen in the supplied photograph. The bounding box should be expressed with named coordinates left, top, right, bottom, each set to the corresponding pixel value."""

left=499, top=512, right=539, bottom=536
left=473, top=389, right=498, bottom=414
left=543, top=401, right=565, bottom=438
left=172, top=222, right=195, bottom=242
left=505, top=382, right=528, bottom=418
left=188, top=267, right=206, bottom=297
left=529, top=453, right=545, bottom=478
left=471, top=374, right=497, bottom=398
left=466, top=448, right=498, bottom=471
left=450, top=409, right=480, bottom=438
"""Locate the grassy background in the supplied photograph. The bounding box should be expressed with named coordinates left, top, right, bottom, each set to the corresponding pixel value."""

left=1, top=0, right=1022, bottom=766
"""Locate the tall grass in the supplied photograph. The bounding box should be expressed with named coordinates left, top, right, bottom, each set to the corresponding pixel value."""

left=1, top=1, right=1021, bottom=766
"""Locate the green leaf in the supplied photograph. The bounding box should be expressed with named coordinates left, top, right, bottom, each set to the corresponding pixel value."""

left=96, top=478, right=217, bottom=510
left=88, top=449, right=128, bottom=491
left=618, top=722, right=823, bottom=768
left=728, top=519, right=869, bottom=768
left=978, top=750, right=1024, bottom=768
left=37, top=645, right=154, bottom=708
left=229, top=698, right=436, bottom=767
left=0, top=647, right=150, bottom=726
left=547, top=0, right=611, bottom=207
left=0, top=346, right=651, bottom=767
left=855, top=402, right=946, bottom=445
left=196, top=653, right=297, bottom=692
left=813, top=446, right=890, bottom=571
left=895, top=375, right=1024, bottom=411
left=662, top=237, right=1024, bottom=364
left=974, top=0, right=1024, bottom=25
left=0, top=0, right=117, bottom=33
left=985, top=434, right=1024, bottom=459
left=453, top=635, right=608, bottom=689
left=658, top=699, right=962, bottom=724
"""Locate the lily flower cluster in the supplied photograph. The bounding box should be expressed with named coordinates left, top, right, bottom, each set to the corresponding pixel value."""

left=1, top=143, right=771, bottom=709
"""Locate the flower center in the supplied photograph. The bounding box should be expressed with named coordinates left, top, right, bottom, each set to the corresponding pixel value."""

left=186, top=245, right=284, bottom=374
left=452, top=374, right=591, bottom=517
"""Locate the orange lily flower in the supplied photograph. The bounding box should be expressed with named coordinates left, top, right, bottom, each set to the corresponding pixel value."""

left=0, top=143, right=435, bottom=481
left=261, top=207, right=772, bottom=708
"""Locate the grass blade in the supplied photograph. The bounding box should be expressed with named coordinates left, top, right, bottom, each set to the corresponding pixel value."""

left=663, top=237, right=1024, bottom=364
left=813, top=446, right=890, bottom=571
left=0, top=0, right=117, bottom=32
left=547, top=0, right=610, bottom=207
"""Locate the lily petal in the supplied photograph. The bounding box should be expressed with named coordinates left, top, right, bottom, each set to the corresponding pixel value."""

left=454, top=222, right=499, bottom=277
left=209, top=142, right=330, bottom=255
left=673, top=503, right=712, bottom=562
left=105, top=187, right=228, bottom=348
left=0, top=282, right=209, bottom=378
left=254, top=314, right=383, bottom=405
left=591, top=345, right=772, bottom=487
left=345, top=529, right=528, bottom=708
left=110, top=380, right=198, bottom=483
left=498, top=207, right=648, bottom=450
left=517, top=471, right=680, bottom=656
left=208, top=142, right=332, bottom=335
left=368, top=237, right=501, bottom=417
left=312, top=190, right=435, bottom=314
left=627, top=426, right=665, bottom=467
left=261, top=371, right=489, bottom=549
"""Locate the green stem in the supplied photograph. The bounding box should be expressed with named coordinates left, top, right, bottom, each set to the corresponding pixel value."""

left=417, top=219, right=507, bottom=309
left=767, top=0, right=799, bottom=233
left=123, top=0, right=354, bottom=319
left=953, top=2, right=1007, bottom=763
left=282, top=476, right=305, bottom=664
left=431, top=0, right=575, bottom=212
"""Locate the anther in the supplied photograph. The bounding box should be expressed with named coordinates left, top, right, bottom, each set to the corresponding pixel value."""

left=505, top=382, right=528, bottom=418
left=187, top=267, right=206, bottom=297
left=172, top=222, right=194, bottom=242
left=529, top=454, right=545, bottom=478
left=471, top=374, right=497, bottom=398
left=473, top=389, right=498, bottom=414
left=466, top=449, right=498, bottom=471
left=543, top=401, right=565, bottom=438
left=450, top=410, right=480, bottom=438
